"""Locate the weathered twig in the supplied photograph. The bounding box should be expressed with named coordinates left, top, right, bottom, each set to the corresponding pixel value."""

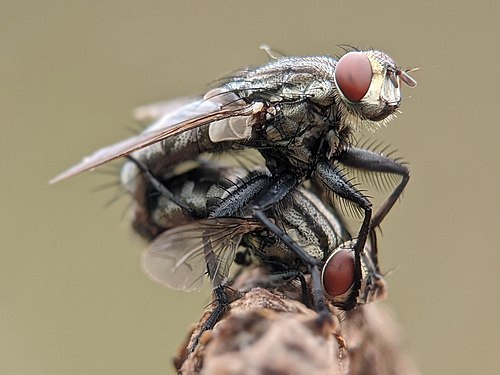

left=175, top=268, right=418, bottom=375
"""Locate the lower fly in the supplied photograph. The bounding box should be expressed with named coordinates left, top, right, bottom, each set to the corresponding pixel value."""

left=52, top=47, right=415, bottom=330
left=124, top=155, right=386, bottom=348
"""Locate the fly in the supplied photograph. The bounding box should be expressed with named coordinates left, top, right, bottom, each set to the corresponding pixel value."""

left=51, top=46, right=415, bottom=318
left=126, top=157, right=386, bottom=347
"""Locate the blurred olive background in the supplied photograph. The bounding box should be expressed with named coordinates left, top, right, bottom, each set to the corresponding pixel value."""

left=2, top=1, right=499, bottom=374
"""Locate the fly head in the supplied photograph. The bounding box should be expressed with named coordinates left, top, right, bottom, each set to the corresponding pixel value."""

left=334, top=50, right=417, bottom=131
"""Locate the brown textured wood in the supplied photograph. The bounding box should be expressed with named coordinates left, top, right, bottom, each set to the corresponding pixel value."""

left=175, top=268, right=418, bottom=375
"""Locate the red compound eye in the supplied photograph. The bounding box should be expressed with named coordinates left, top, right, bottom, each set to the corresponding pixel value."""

left=335, top=52, right=373, bottom=102
left=322, top=249, right=355, bottom=297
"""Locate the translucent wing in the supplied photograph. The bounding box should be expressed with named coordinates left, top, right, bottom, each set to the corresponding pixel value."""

left=133, top=96, right=200, bottom=125
left=141, top=218, right=262, bottom=292
left=50, top=89, right=264, bottom=183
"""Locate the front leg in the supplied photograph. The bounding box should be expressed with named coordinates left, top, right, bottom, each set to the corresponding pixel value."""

left=336, top=146, right=410, bottom=270
left=314, top=160, right=372, bottom=306
left=337, top=146, right=410, bottom=229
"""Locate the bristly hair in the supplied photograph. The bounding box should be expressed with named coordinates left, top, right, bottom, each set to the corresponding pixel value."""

left=345, top=139, right=408, bottom=194
left=333, top=44, right=360, bottom=58
left=315, top=164, right=368, bottom=220
left=85, top=162, right=135, bottom=221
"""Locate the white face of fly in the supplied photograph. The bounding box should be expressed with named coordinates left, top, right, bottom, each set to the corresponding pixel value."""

left=334, top=50, right=417, bottom=131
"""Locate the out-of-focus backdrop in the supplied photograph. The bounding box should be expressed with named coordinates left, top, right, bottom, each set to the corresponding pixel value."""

left=2, top=1, right=499, bottom=374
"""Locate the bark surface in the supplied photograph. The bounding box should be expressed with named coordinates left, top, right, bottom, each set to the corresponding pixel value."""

left=175, top=269, right=418, bottom=375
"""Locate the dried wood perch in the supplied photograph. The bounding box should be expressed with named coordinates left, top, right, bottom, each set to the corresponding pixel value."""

left=175, top=268, right=418, bottom=375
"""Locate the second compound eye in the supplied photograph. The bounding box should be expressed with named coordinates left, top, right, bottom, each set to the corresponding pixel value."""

left=334, top=52, right=373, bottom=102
left=322, top=249, right=355, bottom=298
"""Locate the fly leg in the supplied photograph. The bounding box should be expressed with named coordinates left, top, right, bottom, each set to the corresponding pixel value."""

left=337, top=146, right=410, bottom=270
left=314, top=161, right=371, bottom=310
left=187, top=285, right=232, bottom=352
left=250, top=173, right=332, bottom=324
left=259, top=260, right=312, bottom=308
left=125, top=155, right=194, bottom=214
left=337, top=146, right=410, bottom=229
left=271, top=270, right=312, bottom=308
left=210, top=171, right=332, bottom=324
left=252, top=210, right=331, bottom=324
left=187, top=174, right=274, bottom=351
left=126, top=155, right=237, bottom=352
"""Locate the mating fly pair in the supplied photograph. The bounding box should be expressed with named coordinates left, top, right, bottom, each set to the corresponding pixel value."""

left=123, top=156, right=387, bottom=343
left=51, top=46, right=416, bottom=323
